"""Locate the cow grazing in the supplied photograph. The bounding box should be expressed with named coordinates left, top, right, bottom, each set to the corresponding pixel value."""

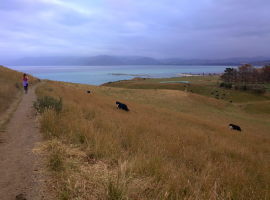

left=116, top=101, right=129, bottom=111
left=229, top=124, right=242, bottom=132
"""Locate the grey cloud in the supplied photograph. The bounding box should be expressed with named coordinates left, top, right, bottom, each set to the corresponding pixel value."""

left=0, top=0, right=270, bottom=59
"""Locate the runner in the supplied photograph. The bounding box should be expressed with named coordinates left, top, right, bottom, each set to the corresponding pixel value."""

left=22, top=73, right=29, bottom=94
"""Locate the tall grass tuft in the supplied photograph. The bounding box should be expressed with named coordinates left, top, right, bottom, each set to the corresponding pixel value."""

left=46, top=140, right=66, bottom=171
left=107, top=179, right=125, bottom=200
left=34, top=96, right=62, bottom=113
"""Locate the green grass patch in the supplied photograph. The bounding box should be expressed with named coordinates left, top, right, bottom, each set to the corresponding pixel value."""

left=103, top=76, right=270, bottom=103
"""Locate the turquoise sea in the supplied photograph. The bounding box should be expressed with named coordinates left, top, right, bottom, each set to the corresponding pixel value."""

left=8, top=65, right=233, bottom=85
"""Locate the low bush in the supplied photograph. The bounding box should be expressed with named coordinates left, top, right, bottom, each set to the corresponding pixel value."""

left=34, top=96, right=62, bottom=113
left=219, top=82, right=232, bottom=89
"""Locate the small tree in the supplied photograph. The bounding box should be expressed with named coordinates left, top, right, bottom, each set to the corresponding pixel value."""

left=262, top=65, right=270, bottom=83
left=221, top=68, right=237, bottom=83
left=238, top=64, right=254, bottom=85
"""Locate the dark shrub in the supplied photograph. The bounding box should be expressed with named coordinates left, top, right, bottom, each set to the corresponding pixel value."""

left=219, top=82, right=225, bottom=88
left=240, top=85, right=248, bottom=91
left=34, top=96, right=62, bottom=113
left=219, top=82, right=232, bottom=89
left=226, top=83, right=232, bottom=89
left=234, top=85, right=248, bottom=91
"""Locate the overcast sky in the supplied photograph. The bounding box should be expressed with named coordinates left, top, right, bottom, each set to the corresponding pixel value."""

left=0, top=0, right=270, bottom=59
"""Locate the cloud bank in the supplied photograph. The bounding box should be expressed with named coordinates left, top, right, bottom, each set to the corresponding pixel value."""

left=0, top=0, right=270, bottom=59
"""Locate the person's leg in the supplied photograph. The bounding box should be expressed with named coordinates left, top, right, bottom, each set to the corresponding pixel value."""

left=24, top=85, right=28, bottom=94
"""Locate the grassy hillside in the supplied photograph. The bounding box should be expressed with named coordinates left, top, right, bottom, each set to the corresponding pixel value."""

left=0, top=66, right=38, bottom=123
left=0, top=65, right=37, bottom=126
left=35, top=80, right=270, bottom=200
left=0, top=66, right=22, bottom=114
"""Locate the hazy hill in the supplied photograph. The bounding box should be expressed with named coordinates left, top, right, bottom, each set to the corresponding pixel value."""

left=2, top=55, right=270, bottom=66
left=161, top=57, right=270, bottom=66
left=3, top=55, right=161, bottom=66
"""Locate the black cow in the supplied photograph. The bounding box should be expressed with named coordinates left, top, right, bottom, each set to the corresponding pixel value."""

left=229, top=124, right=242, bottom=132
left=16, top=194, right=27, bottom=200
left=116, top=101, right=129, bottom=111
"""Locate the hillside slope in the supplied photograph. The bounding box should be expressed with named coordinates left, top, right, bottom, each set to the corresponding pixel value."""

left=36, top=80, right=270, bottom=200
left=0, top=66, right=38, bottom=128
left=0, top=66, right=23, bottom=114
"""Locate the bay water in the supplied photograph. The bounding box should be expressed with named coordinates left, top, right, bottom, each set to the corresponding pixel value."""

left=8, top=65, right=232, bottom=85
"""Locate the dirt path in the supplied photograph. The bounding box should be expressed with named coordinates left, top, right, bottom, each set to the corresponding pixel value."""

left=0, top=86, right=47, bottom=200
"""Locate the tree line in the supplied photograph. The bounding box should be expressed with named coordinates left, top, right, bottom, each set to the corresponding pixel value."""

left=220, top=64, right=270, bottom=93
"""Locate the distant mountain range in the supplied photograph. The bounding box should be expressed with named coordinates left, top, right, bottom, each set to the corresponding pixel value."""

left=2, top=55, right=270, bottom=66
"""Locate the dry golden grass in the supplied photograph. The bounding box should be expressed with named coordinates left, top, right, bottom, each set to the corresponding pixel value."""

left=0, top=66, right=39, bottom=112
left=36, top=80, right=270, bottom=200
left=0, top=66, right=38, bottom=128
left=0, top=66, right=22, bottom=113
